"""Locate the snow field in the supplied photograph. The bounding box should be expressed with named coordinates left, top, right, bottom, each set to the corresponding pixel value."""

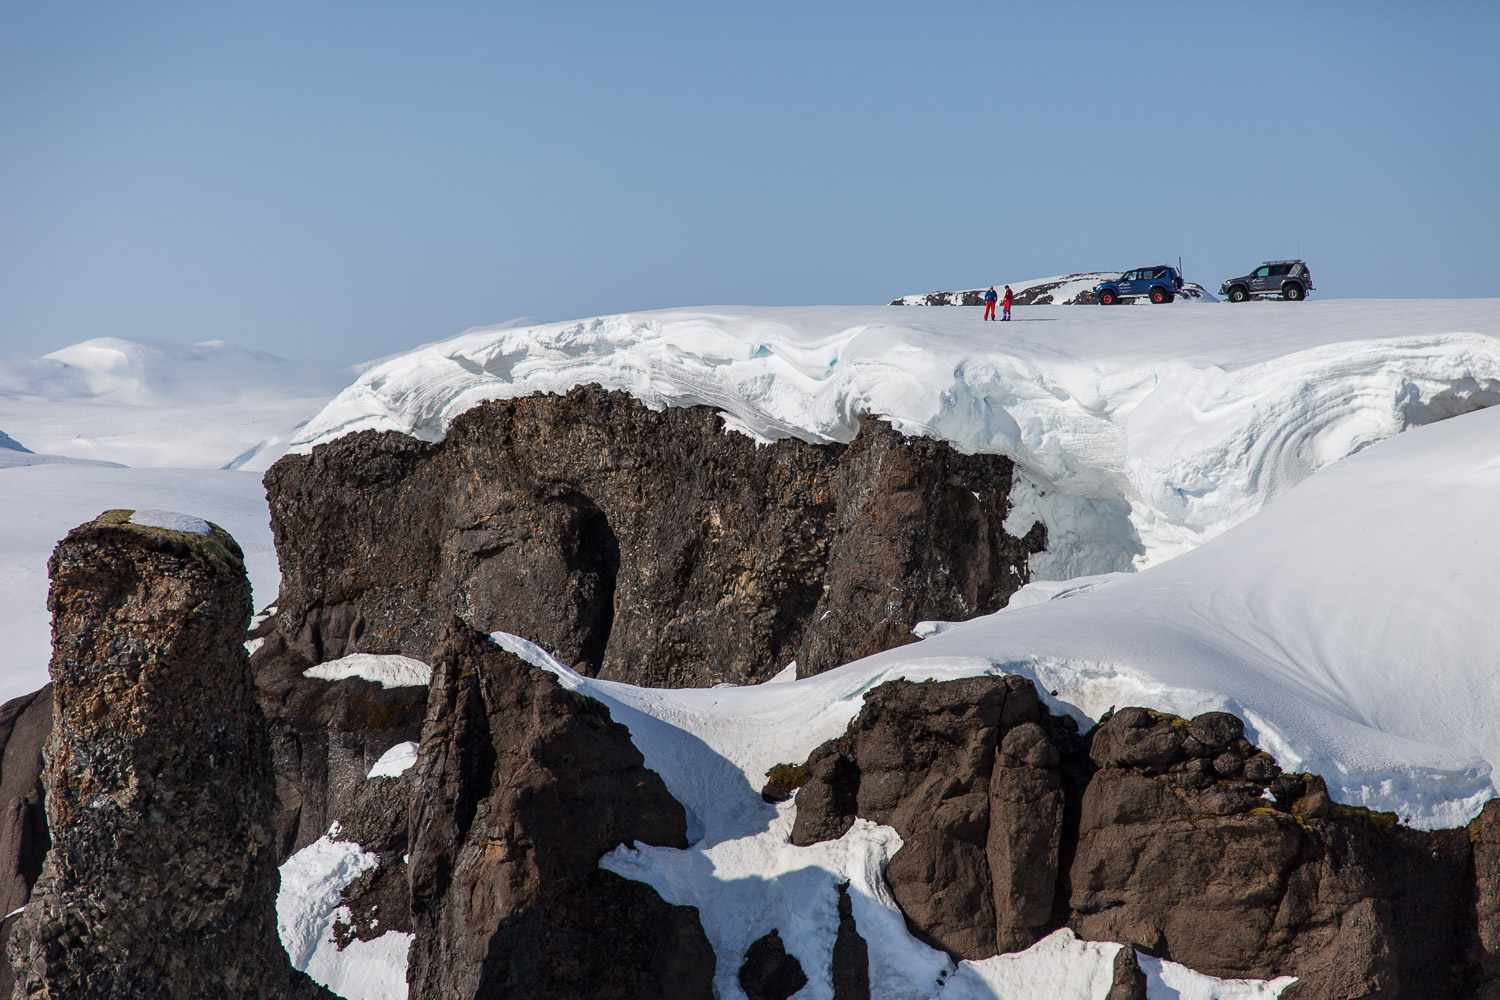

left=0, top=337, right=348, bottom=470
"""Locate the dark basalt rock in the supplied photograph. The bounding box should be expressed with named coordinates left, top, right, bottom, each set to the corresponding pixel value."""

left=329, top=765, right=415, bottom=948
left=1072, top=707, right=1474, bottom=999
left=8, top=511, right=329, bottom=999
left=739, top=929, right=808, bottom=1000
left=790, top=674, right=1074, bottom=959
left=405, top=624, right=714, bottom=1000
left=788, top=674, right=1490, bottom=997
left=252, top=609, right=428, bottom=857
left=0, top=685, right=51, bottom=998
left=257, top=385, right=1043, bottom=690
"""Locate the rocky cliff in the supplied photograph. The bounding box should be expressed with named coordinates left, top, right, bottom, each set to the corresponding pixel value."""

left=254, top=384, right=1043, bottom=853
left=404, top=625, right=714, bottom=999
left=256, top=384, right=1044, bottom=690
left=785, top=676, right=1496, bottom=999
left=7, top=510, right=329, bottom=999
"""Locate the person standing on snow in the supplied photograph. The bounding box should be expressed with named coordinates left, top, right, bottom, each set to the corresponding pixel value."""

left=983, top=286, right=998, bottom=321
left=1002, top=285, right=1014, bottom=321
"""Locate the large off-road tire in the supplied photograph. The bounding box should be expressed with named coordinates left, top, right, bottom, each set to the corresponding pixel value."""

left=1228, top=285, right=1249, bottom=303
left=1150, top=288, right=1168, bottom=304
left=1098, top=290, right=1117, bottom=306
left=1283, top=283, right=1305, bottom=301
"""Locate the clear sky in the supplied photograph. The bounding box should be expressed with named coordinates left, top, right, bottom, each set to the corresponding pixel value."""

left=3, top=1, right=1497, bottom=367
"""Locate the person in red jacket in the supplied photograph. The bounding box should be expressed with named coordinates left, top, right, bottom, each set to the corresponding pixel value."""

left=1002, top=285, right=1014, bottom=321
left=983, top=286, right=998, bottom=321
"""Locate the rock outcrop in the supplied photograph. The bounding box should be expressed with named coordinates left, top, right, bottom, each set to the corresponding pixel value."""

left=251, top=618, right=428, bottom=856
left=405, top=625, right=714, bottom=999
left=790, top=675, right=1079, bottom=959
left=0, top=686, right=51, bottom=998
left=8, top=510, right=328, bottom=999
left=789, top=677, right=1489, bottom=999
left=739, top=929, right=808, bottom=1000
left=257, top=385, right=1043, bottom=692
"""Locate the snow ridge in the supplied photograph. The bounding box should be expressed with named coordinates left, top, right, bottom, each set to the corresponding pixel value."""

left=291, top=302, right=1500, bottom=573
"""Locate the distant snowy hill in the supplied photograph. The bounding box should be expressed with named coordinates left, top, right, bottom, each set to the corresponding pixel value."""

left=890, top=272, right=1217, bottom=306
left=0, top=335, right=350, bottom=699
left=0, top=337, right=350, bottom=469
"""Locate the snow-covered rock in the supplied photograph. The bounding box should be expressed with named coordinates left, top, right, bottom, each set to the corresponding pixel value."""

left=291, top=301, right=1500, bottom=577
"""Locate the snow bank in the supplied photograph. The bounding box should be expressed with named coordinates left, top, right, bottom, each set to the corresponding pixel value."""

left=290, top=301, right=1500, bottom=575
left=1136, top=953, right=1297, bottom=999
left=277, top=825, right=411, bottom=1000
left=304, top=654, right=432, bottom=689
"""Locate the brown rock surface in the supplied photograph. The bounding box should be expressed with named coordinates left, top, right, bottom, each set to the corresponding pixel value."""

left=405, top=624, right=714, bottom=1000
left=8, top=510, right=328, bottom=999
left=790, top=675, right=1071, bottom=960
left=0, top=686, right=51, bottom=999
left=258, top=385, right=1043, bottom=690
left=787, top=676, right=1489, bottom=998
left=1070, top=709, right=1474, bottom=997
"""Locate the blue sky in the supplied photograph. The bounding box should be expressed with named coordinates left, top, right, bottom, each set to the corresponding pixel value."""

left=3, top=1, right=1497, bottom=366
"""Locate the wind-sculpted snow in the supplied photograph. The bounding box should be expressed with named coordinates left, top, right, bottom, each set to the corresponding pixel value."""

left=291, top=301, right=1500, bottom=575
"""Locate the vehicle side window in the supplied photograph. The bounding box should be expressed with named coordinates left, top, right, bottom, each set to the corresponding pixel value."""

left=1254, top=266, right=1271, bottom=277
left=1153, top=268, right=1166, bottom=279
left=1270, top=264, right=1291, bottom=277
left=1120, top=271, right=1135, bottom=281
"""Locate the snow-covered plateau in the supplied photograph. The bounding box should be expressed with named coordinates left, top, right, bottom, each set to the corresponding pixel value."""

left=7, top=297, right=1500, bottom=999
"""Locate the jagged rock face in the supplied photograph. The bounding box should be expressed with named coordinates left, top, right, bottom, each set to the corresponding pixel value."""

left=328, top=765, right=415, bottom=948
left=0, top=686, right=51, bottom=999
left=259, top=385, right=1043, bottom=690
left=1073, top=707, right=1473, bottom=999
left=790, top=680, right=1485, bottom=998
left=252, top=616, right=428, bottom=857
left=789, top=675, right=1079, bottom=959
left=405, top=626, right=714, bottom=1000
left=9, top=511, right=328, bottom=1000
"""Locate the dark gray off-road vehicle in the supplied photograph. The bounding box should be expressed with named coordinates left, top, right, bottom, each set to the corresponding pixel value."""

left=1220, top=260, right=1314, bottom=302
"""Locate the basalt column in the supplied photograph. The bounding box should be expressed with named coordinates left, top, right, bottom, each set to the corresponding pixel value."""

left=8, top=510, right=328, bottom=1000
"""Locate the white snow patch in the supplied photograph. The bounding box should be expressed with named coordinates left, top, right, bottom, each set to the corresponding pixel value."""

left=1138, top=952, right=1298, bottom=998
left=941, top=929, right=1120, bottom=998
left=367, top=742, right=419, bottom=779
left=126, top=509, right=212, bottom=535
left=304, top=654, right=432, bottom=689
left=766, top=662, right=799, bottom=684
left=277, top=828, right=411, bottom=1000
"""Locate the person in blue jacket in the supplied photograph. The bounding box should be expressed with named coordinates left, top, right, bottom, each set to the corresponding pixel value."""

left=983, top=286, right=998, bottom=321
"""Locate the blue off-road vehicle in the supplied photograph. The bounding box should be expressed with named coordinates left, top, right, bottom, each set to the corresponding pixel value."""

left=1094, top=265, right=1185, bottom=305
